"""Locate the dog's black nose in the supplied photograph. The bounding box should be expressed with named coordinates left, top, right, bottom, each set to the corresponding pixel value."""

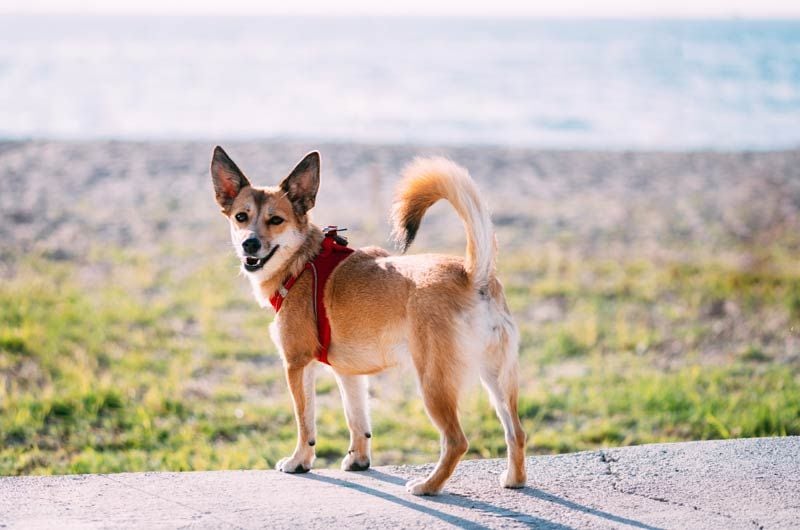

left=242, top=238, right=261, bottom=254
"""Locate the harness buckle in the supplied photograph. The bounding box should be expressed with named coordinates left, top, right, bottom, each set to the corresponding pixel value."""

left=323, top=225, right=349, bottom=246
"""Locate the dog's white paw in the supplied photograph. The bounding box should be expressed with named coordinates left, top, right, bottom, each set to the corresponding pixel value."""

left=406, top=477, right=442, bottom=496
left=341, top=451, right=370, bottom=472
left=500, top=468, right=526, bottom=489
left=276, top=454, right=313, bottom=474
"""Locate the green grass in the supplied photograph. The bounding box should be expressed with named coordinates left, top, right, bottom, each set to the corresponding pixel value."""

left=2, top=244, right=799, bottom=475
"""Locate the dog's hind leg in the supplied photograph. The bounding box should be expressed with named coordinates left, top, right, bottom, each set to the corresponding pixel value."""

left=335, top=373, right=372, bottom=471
left=406, top=330, right=469, bottom=495
left=406, top=372, right=468, bottom=496
left=276, top=363, right=317, bottom=473
left=479, top=316, right=527, bottom=488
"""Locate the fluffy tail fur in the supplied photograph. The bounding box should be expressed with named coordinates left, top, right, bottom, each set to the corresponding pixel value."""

left=391, top=157, right=496, bottom=288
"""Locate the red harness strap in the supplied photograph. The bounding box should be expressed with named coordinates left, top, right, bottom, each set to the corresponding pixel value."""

left=268, top=227, right=354, bottom=365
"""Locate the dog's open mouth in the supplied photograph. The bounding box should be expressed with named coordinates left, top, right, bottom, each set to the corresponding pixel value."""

left=243, top=245, right=279, bottom=272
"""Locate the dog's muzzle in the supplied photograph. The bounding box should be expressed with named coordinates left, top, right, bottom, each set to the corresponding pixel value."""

left=243, top=245, right=280, bottom=272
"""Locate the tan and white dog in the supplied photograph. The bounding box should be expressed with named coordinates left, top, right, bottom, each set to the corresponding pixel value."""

left=210, top=146, right=526, bottom=495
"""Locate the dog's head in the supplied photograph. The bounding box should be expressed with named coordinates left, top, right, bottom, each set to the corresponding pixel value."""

left=210, top=146, right=319, bottom=280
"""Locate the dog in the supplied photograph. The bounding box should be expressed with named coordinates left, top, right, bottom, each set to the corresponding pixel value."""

left=210, top=146, right=526, bottom=495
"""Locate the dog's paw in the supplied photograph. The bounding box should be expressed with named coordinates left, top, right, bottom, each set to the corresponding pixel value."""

left=276, top=455, right=312, bottom=474
left=500, top=468, right=526, bottom=489
left=341, top=451, right=370, bottom=472
left=405, top=477, right=442, bottom=496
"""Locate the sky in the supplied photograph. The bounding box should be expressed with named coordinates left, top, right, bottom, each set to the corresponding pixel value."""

left=2, top=0, right=800, bottom=18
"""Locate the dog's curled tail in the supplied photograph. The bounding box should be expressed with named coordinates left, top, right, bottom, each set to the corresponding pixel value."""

left=391, top=156, right=496, bottom=287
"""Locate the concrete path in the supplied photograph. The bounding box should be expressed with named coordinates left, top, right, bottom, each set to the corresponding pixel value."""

left=1, top=437, right=798, bottom=529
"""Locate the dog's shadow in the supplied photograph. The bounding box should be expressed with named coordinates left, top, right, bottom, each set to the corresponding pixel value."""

left=298, top=469, right=662, bottom=530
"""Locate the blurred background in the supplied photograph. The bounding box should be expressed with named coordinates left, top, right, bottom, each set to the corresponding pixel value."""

left=1, top=1, right=799, bottom=475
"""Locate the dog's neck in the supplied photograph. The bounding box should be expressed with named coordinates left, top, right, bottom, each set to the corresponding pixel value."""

left=250, top=223, right=324, bottom=309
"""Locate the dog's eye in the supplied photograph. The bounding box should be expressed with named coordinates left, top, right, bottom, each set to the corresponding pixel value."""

left=269, top=216, right=284, bottom=226
left=235, top=212, right=248, bottom=223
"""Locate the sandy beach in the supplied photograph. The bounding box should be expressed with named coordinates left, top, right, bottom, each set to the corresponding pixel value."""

left=2, top=141, right=799, bottom=263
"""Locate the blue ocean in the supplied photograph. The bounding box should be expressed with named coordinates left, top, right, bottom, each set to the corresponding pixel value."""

left=0, top=16, right=798, bottom=149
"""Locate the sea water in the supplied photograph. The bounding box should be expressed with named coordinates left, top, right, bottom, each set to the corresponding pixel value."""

left=0, top=15, right=798, bottom=149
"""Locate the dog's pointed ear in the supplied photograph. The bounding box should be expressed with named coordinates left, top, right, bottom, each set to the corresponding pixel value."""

left=211, top=146, right=250, bottom=212
left=280, top=151, right=320, bottom=216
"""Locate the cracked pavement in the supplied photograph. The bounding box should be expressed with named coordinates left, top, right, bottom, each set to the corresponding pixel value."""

left=1, top=437, right=798, bottom=529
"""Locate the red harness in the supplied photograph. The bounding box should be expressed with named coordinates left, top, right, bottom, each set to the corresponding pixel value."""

left=269, top=227, right=354, bottom=365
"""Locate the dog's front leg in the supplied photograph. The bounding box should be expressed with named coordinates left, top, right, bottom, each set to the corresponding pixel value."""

left=335, top=373, right=372, bottom=471
left=276, top=363, right=316, bottom=473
